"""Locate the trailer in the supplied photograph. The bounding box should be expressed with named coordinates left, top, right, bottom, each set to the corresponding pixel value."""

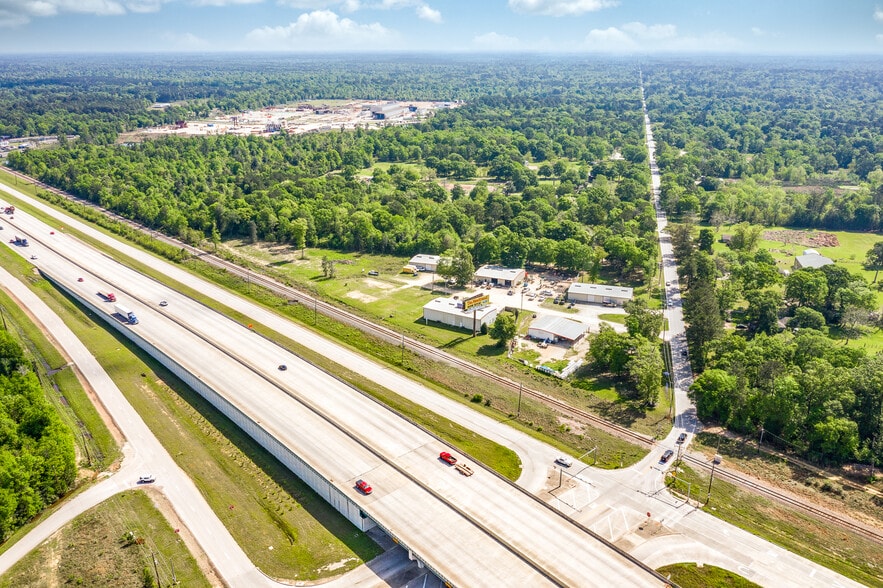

left=114, top=303, right=139, bottom=325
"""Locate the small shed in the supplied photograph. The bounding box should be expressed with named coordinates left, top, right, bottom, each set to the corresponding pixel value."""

left=567, top=283, right=633, bottom=306
left=422, top=297, right=499, bottom=332
left=409, top=254, right=441, bottom=272
left=528, top=315, right=589, bottom=343
left=474, top=265, right=526, bottom=288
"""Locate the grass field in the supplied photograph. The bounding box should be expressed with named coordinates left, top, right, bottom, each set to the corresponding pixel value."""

left=0, top=490, right=208, bottom=588
left=665, top=463, right=883, bottom=587
left=656, top=563, right=760, bottom=588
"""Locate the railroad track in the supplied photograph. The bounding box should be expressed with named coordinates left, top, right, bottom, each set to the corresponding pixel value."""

left=10, top=169, right=653, bottom=448
left=681, top=454, right=883, bottom=544
left=9, top=169, right=882, bottom=545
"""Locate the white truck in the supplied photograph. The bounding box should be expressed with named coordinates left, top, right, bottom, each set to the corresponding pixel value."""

left=114, top=303, right=139, bottom=325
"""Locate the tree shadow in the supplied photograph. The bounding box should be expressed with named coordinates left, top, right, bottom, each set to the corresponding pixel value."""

left=477, top=344, right=506, bottom=357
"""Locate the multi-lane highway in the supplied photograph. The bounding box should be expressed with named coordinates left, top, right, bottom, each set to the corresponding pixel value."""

left=1, top=190, right=668, bottom=586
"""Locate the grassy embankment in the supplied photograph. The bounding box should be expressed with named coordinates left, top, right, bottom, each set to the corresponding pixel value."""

left=665, top=459, right=882, bottom=587
left=0, top=490, right=208, bottom=588
left=656, top=563, right=761, bottom=588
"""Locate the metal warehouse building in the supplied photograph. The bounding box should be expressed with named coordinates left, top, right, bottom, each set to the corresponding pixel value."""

left=474, top=265, right=526, bottom=288
left=567, top=282, right=634, bottom=306
left=528, top=315, right=589, bottom=343
left=422, top=295, right=499, bottom=332
left=409, top=254, right=441, bottom=272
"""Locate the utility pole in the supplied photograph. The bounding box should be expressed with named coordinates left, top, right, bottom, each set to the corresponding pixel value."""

left=400, top=332, right=405, bottom=365
left=152, top=552, right=162, bottom=588
left=516, top=382, right=523, bottom=419
left=705, top=454, right=722, bottom=506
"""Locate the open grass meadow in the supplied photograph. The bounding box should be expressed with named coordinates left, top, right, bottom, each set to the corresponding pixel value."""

left=0, top=490, right=209, bottom=588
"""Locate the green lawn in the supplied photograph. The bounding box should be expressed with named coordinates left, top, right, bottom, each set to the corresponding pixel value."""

left=656, top=563, right=760, bottom=588
left=0, top=491, right=208, bottom=588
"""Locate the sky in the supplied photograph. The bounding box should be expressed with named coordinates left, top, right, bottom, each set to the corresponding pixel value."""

left=0, top=0, right=881, bottom=55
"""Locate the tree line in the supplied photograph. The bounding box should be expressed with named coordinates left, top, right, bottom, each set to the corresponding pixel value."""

left=0, top=331, right=77, bottom=540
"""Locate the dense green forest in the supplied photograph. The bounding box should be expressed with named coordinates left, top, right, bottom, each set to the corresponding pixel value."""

left=0, top=331, right=77, bottom=539
left=645, top=58, right=883, bottom=230
left=7, top=60, right=660, bottom=280
left=4, top=54, right=883, bottom=465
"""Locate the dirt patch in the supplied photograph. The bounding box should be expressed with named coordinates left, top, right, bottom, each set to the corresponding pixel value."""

left=362, top=278, right=394, bottom=290
left=763, top=229, right=840, bottom=249
left=345, top=290, right=378, bottom=303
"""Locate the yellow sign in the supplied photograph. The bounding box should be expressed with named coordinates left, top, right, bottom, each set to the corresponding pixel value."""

left=463, top=294, right=490, bottom=310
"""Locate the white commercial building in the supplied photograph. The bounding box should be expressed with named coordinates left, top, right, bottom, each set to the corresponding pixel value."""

left=567, top=282, right=633, bottom=306
left=528, top=315, right=589, bottom=343
left=409, top=254, right=441, bottom=272
left=474, top=265, right=526, bottom=288
left=422, top=295, right=499, bottom=332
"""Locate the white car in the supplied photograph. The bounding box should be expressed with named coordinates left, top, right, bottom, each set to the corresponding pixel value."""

left=137, top=475, right=156, bottom=484
left=555, top=456, right=573, bottom=468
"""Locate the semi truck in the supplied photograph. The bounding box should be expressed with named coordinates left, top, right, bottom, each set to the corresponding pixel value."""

left=114, top=303, right=139, bottom=325
left=98, top=292, right=117, bottom=302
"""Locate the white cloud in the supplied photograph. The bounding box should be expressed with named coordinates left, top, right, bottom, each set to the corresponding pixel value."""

left=508, top=0, right=617, bottom=17
left=621, top=21, right=676, bottom=40
left=473, top=31, right=520, bottom=51
left=877, top=33, right=883, bottom=43
left=874, top=7, right=883, bottom=21
left=583, top=22, right=740, bottom=54
left=0, top=0, right=135, bottom=26
left=245, top=9, right=394, bottom=50
left=191, top=0, right=262, bottom=5
left=416, top=4, right=440, bottom=22
left=751, top=26, right=764, bottom=36
left=583, top=26, right=637, bottom=52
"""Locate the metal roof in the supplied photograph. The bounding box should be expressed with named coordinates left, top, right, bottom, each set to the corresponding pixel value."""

left=423, top=297, right=498, bottom=319
left=567, top=282, right=634, bottom=299
left=475, top=265, right=525, bottom=280
left=794, top=254, right=833, bottom=269
left=529, top=314, right=589, bottom=341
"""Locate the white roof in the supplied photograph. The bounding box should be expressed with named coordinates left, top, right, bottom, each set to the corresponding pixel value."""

left=567, top=282, right=634, bottom=299
left=423, top=297, right=497, bottom=319
left=795, top=254, right=833, bottom=269
left=409, top=254, right=440, bottom=265
left=474, top=265, right=525, bottom=280
left=529, top=315, right=588, bottom=341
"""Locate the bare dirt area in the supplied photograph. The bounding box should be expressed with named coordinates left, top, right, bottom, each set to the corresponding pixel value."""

left=763, top=229, right=840, bottom=248
left=345, top=290, right=378, bottom=303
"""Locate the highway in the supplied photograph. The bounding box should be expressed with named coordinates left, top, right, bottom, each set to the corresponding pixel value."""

left=1, top=191, right=667, bottom=586
left=0, top=170, right=873, bottom=587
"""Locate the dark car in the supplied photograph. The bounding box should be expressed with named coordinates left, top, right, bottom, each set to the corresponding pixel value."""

left=659, top=449, right=674, bottom=464
left=278, top=364, right=287, bottom=371
left=356, top=479, right=373, bottom=495
left=676, top=432, right=688, bottom=444
left=439, top=451, right=457, bottom=465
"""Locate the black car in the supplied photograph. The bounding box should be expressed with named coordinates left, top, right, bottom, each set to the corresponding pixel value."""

left=659, top=449, right=674, bottom=464
left=676, top=432, right=688, bottom=444
left=278, top=364, right=287, bottom=371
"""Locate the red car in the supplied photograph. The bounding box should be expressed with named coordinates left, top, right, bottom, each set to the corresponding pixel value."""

left=356, top=479, right=373, bottom=495
left=439, top=451, right=457, bottom=465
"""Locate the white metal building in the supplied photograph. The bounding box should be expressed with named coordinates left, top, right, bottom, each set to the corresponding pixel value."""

left=474, top=265, right=526, bottom=288
left=567, top=282, right=633, bottom=306
left=409, top=254, right=441, bottom=272
left=422, top=296, right=500, bottom=331
left=793, top=252, right=833, bottom=270
left=528, top=315, right=589, bottom=343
